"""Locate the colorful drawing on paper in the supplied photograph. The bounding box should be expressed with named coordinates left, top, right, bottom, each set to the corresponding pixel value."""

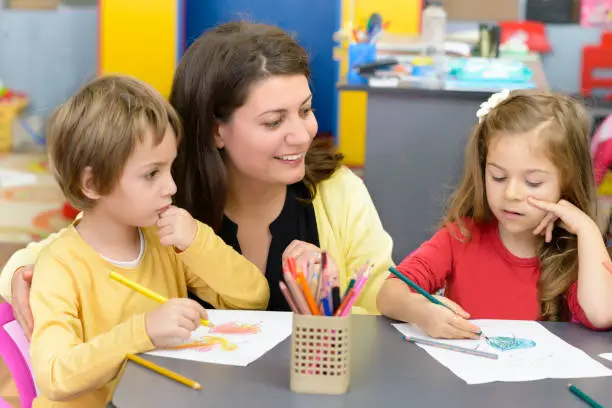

left=486, top=336, right=536, bottom=352
left=391, top=319, right=612, bottom=384
left=209, top=321, right=261, bottom=335
left=169, top=336, right=238, bottom=352
left=145, top=310, right=293, bottom=367
left=165, top=322, right=261, bottom=352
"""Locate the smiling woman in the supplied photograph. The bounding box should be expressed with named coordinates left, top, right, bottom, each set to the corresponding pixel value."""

left=170, top=22, right=394, bottom=313
left=0, top=22, right=394, bottom=334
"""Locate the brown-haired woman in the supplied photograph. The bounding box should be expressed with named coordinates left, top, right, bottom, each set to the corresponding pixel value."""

left=1, top=22, right=393, bottom=335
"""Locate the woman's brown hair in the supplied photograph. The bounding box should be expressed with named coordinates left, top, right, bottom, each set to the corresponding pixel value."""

left=170, top=21, right=342, bottom=231
left=443, top=89, right=596, bottom=321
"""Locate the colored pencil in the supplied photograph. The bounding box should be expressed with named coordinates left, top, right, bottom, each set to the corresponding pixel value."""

left=388, top=267, right=452, bottom=312
left=403, top=336, right=498, bottom=360
left=331, top=286, right=341, bottom=314
left=339, top=271, right=371, bottom=317
left=127, top=354, right=201, bottom=390
left=283, top=272, right=311, bottom=314
left=568, top=384, right=604, bottom=408
left=286, top=256, right=373, bottom=317
left=315, top=262, right=325, bottom=306
left=321, top=251, right=327, bottom=273
left=297, top=271, right=320, bottom=315
left=343, top=277, right=356, bottom=299
left=321, top=297, right=332, bottom=316
left=334, top=288, right=355, bottom=316
left=109, top=271, right=211, bottom=327
left=279, top=282, right=299, bottom=313
left=287, top=257, right=298, bottom=278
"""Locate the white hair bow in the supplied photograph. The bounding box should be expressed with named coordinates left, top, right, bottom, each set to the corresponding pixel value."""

left=476, top=89, right=511, bottom=123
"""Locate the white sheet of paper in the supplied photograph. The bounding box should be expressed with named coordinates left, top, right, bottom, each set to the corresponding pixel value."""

left=146, top=310, right=292, bottom=367
left=392, top=320, right=612, bottom=384
left=600, top=353, right=612, bottom=362
left=0, top=169, right=36, bottom=189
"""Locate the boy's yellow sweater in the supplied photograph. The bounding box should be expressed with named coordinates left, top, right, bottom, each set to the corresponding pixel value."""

left=29, top=221, right=269, bottom=407
left=1, top=166, right=394, bottom=314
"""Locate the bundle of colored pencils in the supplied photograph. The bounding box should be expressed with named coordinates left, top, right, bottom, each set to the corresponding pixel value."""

left=279, top=251, right=373, bottom=317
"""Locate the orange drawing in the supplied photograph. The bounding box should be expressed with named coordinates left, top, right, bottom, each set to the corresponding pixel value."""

left=209, top=321, right=261, bottom=335
left=169, top=336, right=238, bottom=352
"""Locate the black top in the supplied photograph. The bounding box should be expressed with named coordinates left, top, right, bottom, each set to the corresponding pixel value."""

left=188, top=182, right=319, bottom=311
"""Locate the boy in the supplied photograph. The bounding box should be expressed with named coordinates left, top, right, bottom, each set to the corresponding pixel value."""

left=29, top=75, right=269, bottom=407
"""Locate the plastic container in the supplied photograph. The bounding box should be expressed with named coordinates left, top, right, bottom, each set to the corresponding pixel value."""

left=347, top=42, right=377, bottom=85
left=421, top=1, right=447, bottom=79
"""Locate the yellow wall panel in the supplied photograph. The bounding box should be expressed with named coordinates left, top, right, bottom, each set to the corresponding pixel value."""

left=344, top=0, right=422, bottom=34
left=99, top=0, right=180, bottom=98
left=338, top=91, right=368, bottom=166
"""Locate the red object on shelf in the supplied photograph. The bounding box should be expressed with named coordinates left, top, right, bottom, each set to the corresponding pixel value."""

left=581, top=32, right=612, bottom=100
left=61, top=202, right=79, bottom=220
left=499, top=21, right=551, bottom=53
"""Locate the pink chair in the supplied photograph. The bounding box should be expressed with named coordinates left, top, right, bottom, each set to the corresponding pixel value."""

left=0, top=302, right=37, bottom=408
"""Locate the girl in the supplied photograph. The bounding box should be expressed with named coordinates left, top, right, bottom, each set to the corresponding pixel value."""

left=377, top=89, right=612, bottom=339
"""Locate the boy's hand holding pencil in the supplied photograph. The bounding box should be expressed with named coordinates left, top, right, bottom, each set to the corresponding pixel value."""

left=145, top=298, right=208, bottom=348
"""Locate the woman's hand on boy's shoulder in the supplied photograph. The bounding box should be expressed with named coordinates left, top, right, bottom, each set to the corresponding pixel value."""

left=157, top=206, right=198, bottom=252
left=528, top=197, right=598, bottom=241
left=11, top=265, right=34, bottom=339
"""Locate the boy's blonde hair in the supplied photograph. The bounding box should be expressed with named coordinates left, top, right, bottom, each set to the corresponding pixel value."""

left=443, top=89, right=596, bottom=321
left=47, top=75, right=182, bottom=210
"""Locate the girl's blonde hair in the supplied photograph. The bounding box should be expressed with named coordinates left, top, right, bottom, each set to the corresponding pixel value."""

left=443, top=89, right=596, bottom=321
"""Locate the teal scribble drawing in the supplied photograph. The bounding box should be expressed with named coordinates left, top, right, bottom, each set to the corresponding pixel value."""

left=486, top=336, right=536, bottom=351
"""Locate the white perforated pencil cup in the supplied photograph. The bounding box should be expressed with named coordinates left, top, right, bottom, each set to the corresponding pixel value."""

left=290, top=314, right=352, bottom=395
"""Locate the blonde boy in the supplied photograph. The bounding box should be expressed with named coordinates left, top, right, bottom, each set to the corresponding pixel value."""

left=29, top=75, right=269, bottom=407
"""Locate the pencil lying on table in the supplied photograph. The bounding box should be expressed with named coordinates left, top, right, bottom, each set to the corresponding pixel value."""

left=403, top=336, right=498, bottom=360
left=127, top=354, right=201, bottom=390
left=568, top=384, right=603, bottom=408
left=109, top=271, right=212, bottom=327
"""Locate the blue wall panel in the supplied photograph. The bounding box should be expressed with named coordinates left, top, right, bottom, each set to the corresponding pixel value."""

left=185, top=0, right=340, bottom=135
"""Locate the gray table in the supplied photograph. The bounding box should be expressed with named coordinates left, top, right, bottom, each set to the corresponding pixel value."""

left=111, top=316, right=612, bottom=407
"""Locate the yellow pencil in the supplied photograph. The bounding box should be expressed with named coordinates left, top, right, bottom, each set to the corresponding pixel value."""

left=127, top=354, right=201, bottom=390
left=109, top=271, right=211, bottom=327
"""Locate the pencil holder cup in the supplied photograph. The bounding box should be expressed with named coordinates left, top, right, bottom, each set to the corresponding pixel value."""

left=347, top=42, right=376, bottom=85
left=290, top=314, right=352, bottom=395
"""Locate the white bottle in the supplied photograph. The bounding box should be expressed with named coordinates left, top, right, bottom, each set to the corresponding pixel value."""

left=421, top=1, right=447, bottom=80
